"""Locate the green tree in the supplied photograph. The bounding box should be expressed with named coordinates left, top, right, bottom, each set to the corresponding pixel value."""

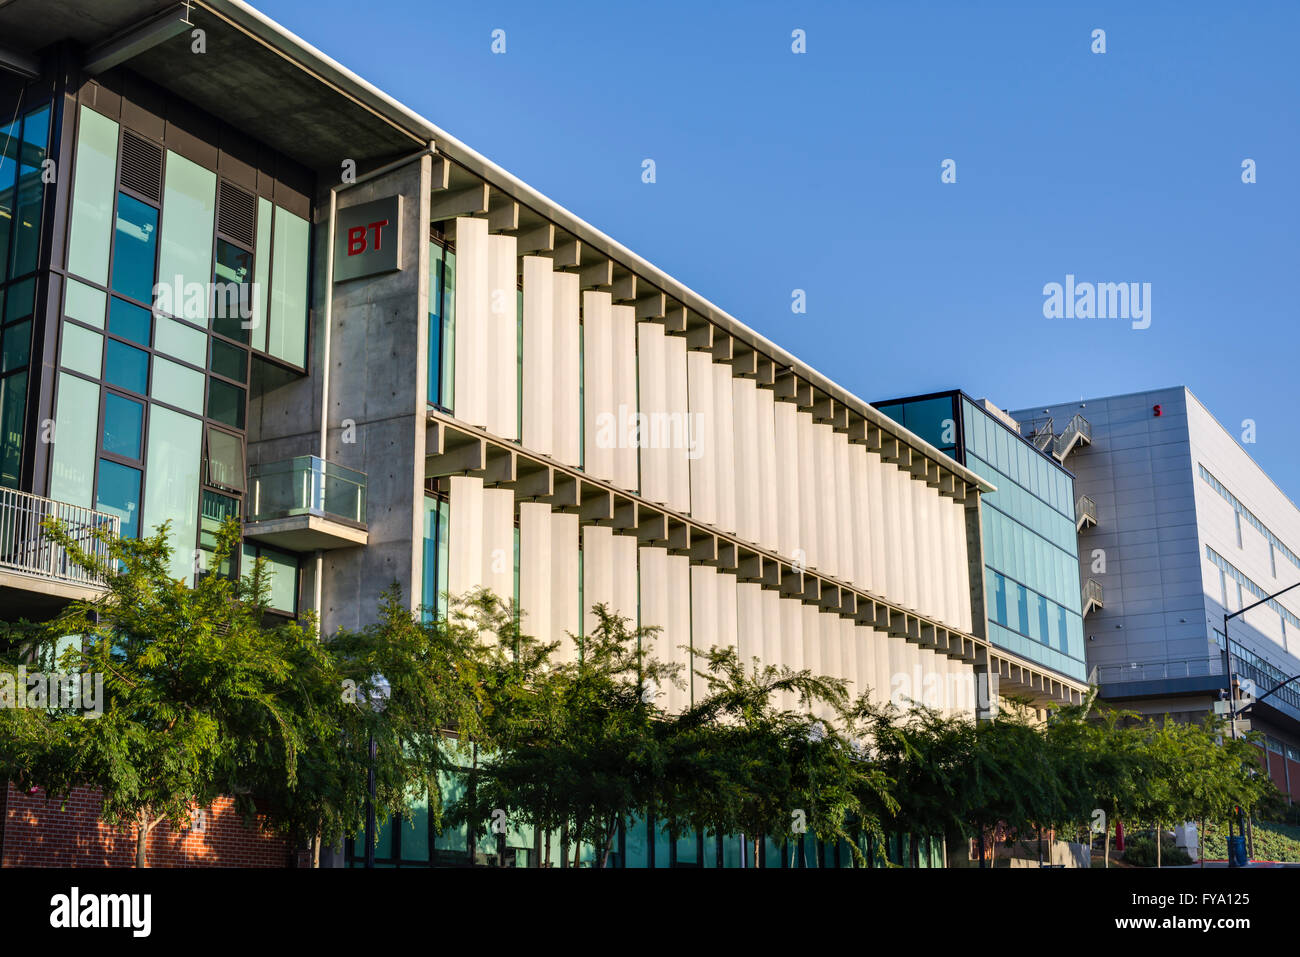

left=0, top=518, right=324, bottom=867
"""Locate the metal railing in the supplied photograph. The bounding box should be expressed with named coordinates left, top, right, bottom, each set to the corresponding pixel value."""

left=1020, top=415, right=1055, bottom=453
left=0, top=488, right=120, bottom=587
left=1082, top=577, right=1103, bottom=614
left=1075, top=494, right=1097, bottom=530
left=1095, top=655, right=1226, bottom=686
left=247, top=456, right=367, bottom=527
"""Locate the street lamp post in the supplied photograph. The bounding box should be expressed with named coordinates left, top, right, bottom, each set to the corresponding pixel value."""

left=1221, top=579, right=1300, bottom=868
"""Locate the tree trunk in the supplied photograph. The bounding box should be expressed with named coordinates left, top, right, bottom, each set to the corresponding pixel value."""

left=544, top=827, right=552, bottom=868
left=312, top=830, right=321, bottom=869
left=1198, top=819, right=1205, bottom=868
left=1104, top=827, right=1110, bottom=868
left=135, top=817, right=148, bottom=868
left=1155, top=824, right=1161, bottom=868
left=572, top=814, right=584, bottom=868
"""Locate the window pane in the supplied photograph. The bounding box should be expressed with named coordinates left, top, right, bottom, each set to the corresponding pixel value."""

left=155, top=315, right=206, bottom=366
left=142, top=405, right=203, bottom=582
left=212, top=238, right=252, bottom=343
left=60, top=323, right=103, bottom=378
left=105, top=340, right=149, bottom=394
left=157, top=151, right=215, bottom=324
left=0, top=118, right=15, bottom=277
left=0, top=371, right=26, bottom=488
left=201, top=490, right=240, bottom=577
left=1, top=320, right=29, bottom=372
left=101, top=392, right=144, bottom=459
left=65, top=278, right=106, bottom=328
left=67, top=106, right=119, bottom=286
left=209, top=338, right=247, bottom=382
left=268, top=206, right=309, bottom=366
left=95, top=459, right=141, bottom=538
left=205, top=427, right=244, bottom=491
left=206, top=377, right=245, bottom=429
left=48, top=374, right=99, bottom=507
left=108, top=296, right=152, bottom=346
left=263, top=546, right=297, bottom=613
left=111, top=192, right=159, bottom=303
left=3, top=276, right=34, bottom=322
left=250, top=197, right=272, bottom=352
left=9, top=106, right=50, bottom=280
left=152, top=355, right=205, bottom=414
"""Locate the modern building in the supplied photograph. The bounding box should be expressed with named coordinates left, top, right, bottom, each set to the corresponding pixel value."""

left=875, top=391, right=1091, bottom=687
left=0, top=0, right=1087, bottom=867
left=1011, top=387, right=1300, bottom=802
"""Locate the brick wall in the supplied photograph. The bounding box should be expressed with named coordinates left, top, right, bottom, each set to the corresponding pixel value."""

left=0, top=785, right=290, bottom=867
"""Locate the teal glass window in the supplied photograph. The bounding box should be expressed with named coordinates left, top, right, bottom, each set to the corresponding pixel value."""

left=206, top=377, right=245, bottom=429
left=3, top=276, right=33, bottom=322
left=1, top=320, right=29, bottom=372
left=111, top=193, right=159, bottom=303
left=142, top=405, right=203, bottom=582
left=421, top=491, right=450, bottom=621
left=101, top=393, right=144, bottom=459
left=427, top=241, right=456, bottom=409
left=96, top=459, right=142, bottom=538
left=60, top=323, right=103, bottom=378
left=209, top=338, right=247, bottom=382
left=0, top=370, right=26, bottom=488
left=250, top=197, right=272, bottom=352
left=152, top=356, right=205, bottom=414
left=157, top=151, right=215, bottom=324
left=268, top=206, right=309, bottom=367
left=0, top=118, right=15, bottom=276
left=204, top=427, right=244, bottom=492
left=201, top=490, right=240, bottom=577
left=212, top=238, right=253, bottom=343
left=67, top=107, right=120, bottom=286
left=105, top=340, right=149, bottom=394
left=8, top=105, right=50, bottom=280
left=64, top=278, right=106, bottom=328
left=48, top=374, right=99, bottom=507
left=108, top=297, right=152, bottom=346
left=154, top=315, right=206, bottom=365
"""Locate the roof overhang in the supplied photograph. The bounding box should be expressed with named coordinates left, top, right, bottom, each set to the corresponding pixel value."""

left=1, top=0, right=993, bottom=494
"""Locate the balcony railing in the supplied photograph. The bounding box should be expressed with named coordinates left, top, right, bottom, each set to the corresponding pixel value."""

left=0, top=488, right=120, bottom=587
left=247, top=456, right=367, bottom=527
left=1095, top=655, right=1226, bottom=686
left=1075, top=494, right=1097, bottom=531
left=1082, top=577, right=1103, bottom=616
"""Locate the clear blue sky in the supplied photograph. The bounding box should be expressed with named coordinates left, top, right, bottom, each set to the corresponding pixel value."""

left=258, top=0, right=1299, bottom=500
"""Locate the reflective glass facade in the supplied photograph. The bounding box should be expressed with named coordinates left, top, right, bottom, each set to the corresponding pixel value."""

left=876, top=392, right=1087, bottom=682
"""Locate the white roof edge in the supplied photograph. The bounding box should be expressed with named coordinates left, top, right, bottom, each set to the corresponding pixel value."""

left=201, top=0, right=994, bottom=494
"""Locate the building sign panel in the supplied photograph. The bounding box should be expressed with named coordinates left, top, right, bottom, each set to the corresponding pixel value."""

left=334, top=195, right=402, bottom=282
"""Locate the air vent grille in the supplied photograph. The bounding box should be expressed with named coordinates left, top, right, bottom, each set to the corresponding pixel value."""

left=217, top=181, right=256, bottom=248
left=119, top=131, right=162, bottom=202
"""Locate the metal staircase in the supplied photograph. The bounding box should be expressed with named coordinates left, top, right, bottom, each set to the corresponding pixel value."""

left=1082, top=578, right=1104, bottom=617
left=1020, top=413, right=1092, bottom=464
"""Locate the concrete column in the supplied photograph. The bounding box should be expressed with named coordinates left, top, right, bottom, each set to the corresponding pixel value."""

left=582, top=291, right=615, bottom=484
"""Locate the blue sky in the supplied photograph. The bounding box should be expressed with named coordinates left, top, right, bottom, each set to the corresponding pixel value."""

left=258, top=0, right=1299, bottom=500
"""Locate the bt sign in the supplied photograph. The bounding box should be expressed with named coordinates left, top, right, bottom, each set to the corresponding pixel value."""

left=333, top=195, right=402, bottom=282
